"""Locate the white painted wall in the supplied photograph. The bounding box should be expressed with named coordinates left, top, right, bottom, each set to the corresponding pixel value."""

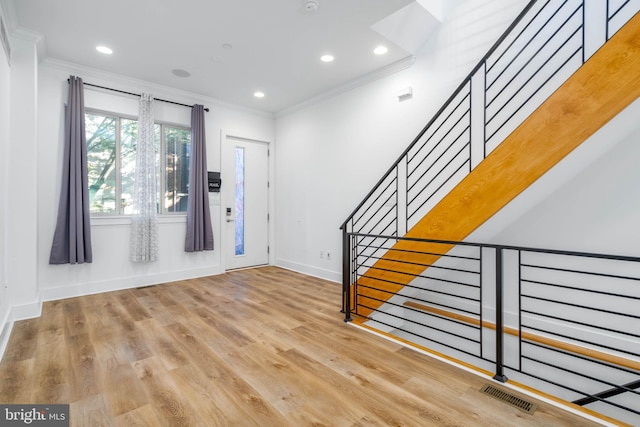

left=0, top=1, right=10, bottom=346
left=275, top=0, right=529, bottom=281
left=36, top=60, right=275, bottom=302
left=6, top=31, right=39, bottom=319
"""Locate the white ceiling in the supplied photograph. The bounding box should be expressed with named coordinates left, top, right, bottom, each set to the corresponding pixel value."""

left=6, top=0, right=440, bottom=113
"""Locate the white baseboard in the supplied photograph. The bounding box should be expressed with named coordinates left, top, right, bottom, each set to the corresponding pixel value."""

left=276, top=258, right=340, bottom=283
left=0, top=299, right=42, bottom=362
left=40, top=265, right=224, bottom=302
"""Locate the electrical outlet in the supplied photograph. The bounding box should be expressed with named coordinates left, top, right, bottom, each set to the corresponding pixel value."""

left=326, top=251, right=332, bottom=260
left=320, top=250, right=325, bottom=259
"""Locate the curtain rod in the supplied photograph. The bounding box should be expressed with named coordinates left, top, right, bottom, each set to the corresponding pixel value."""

left=71, top=80, right=210, bottom=112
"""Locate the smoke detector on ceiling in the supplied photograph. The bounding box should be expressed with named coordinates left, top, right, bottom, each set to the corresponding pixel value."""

left=304, top=0, right=319, bottom=12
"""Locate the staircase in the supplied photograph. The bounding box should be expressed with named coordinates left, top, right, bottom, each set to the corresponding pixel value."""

left=341, top=0, right=640, bottom=424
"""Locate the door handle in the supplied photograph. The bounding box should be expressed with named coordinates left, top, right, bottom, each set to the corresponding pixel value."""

left=226, top=218, right=235, bottom=222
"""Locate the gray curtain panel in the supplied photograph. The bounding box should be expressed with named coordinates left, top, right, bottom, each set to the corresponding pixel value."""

left=185, top=104, right=214, bottom=252
left=49, top=75, right=93, bottom=264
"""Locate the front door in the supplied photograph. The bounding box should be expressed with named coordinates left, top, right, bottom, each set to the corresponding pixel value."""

left=222, top=134, right=269, bottom=270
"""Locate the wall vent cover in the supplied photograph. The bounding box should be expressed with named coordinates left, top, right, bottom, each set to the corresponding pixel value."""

left=480, top=384, right=537, bottom=415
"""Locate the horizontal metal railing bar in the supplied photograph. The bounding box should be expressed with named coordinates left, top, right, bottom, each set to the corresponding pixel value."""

left=347, top=233, right=640, bottom=263
left=518, top=354, right=640, bottom=410
left=521, top=321, right=640, bottom=356
left=356, top=243, right=481, bottom=262
left=521, top=330, right=640, bottom=371
left=407, top=130, right=471, bottom=197
left=358, top=211, right=397, bottom=238
left=508, top=366, right=640, bottom=416
left=485, top=21, right=582, bottom=125
left=339, top=0, right=540, bottom=230
left=407, top=125, right=470, bottom=193
left=485, top=43, right=581, bottom=142
left=486, top=0, right=553, bottom=76
left=522, top=263, right=640, bottom=283
left=351, top=176, right=397, bottom=226
left=522, top=278, right=640, bottom=300
left=352, top=177, right=397, bottom=228
left=355, top=236, right=397, bottom=267
left=360, top=266, right=481, bottom=293
left=355, top=288, right=481, bottom=320
left=403, top=306, right=481, bottom=330
left=357, top=279, right=480, bottom=316
left=356, top=251, right=481, bottom=275
left=486, top=4, right=582, bottom=113
left=407, top=100, right=471, bottom=169
left=408, top=157, right=471, bottom=220
left=355, top=301, right=484, bottom=350
left=573, top=378, right=640, bottom=406
left=354, top=205, right=397, bottom=234
left=356, top=296, right=482, bottom=341
left=520, top=350, right=640, bottom=394
left=521, top=309, right=640, bottom=340
left=609, top=0, right=632, bottom=22
left=486, top=0, right=575, bottom=92
left=353, top=310, right=488, bottom=361
left=407, top=102, right=470, bottom=171
left=356, top=276, right=481, bottom=306
left=522, top=294, right=640, bottom=320
left=356, top=204, right=397, bottom=232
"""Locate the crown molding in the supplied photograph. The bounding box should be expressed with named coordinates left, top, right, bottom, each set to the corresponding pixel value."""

left=276, top=55, right=415, bottom=118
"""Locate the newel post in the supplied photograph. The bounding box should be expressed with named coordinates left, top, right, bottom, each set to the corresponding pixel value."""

left=342, top=227, right=352, bottom=322
left=494, top=247, right=508, bottom=382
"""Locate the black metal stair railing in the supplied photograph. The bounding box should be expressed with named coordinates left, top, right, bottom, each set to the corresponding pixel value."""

left=341, top=0, right=640, bottom=321
left=344, top=233, right=640, bottom=423
left=340, top=0, right=640, bottom=424
left=340, top=0, right=640, bottom=238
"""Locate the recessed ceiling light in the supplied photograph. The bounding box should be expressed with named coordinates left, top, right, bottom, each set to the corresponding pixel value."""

left=96, top=46, right=113, bottom=55
left=374, top=45, right=388, bottom=55
left=172, top=69, right=191, bottom=78
left=320, top=54, right=334, bottom=62
left=254, top=91, right=265, bottom=98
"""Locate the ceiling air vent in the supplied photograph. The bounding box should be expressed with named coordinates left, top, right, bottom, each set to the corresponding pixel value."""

left=480, top=384, right=538, bottom=415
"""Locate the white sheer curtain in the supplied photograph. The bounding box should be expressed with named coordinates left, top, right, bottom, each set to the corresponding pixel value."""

left=130, top=93, right=159, bottom=262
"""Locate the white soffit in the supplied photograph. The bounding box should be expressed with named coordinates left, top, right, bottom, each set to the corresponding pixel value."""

left=371, top=0, right=442, bottom=56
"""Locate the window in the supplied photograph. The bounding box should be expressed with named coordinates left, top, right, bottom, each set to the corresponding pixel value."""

left=234, top=147, right=245, bottom=256
left=85, top=111, right=191, bottom=215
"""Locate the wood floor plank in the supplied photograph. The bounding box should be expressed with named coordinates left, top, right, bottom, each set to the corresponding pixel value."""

left=70, top=393, right=116, bottom=427
left=65, top=332, right=101, bottom=402
left=0, top=359, right=34, bottom=403
left=131, top=356, right=209, bottom=426
left=114, top=404, right=166, bottom=427
left=0, top=266, right=608, bottom=426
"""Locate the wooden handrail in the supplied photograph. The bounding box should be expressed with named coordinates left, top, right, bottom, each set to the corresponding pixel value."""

left=403, top=301, right=640, bottom=372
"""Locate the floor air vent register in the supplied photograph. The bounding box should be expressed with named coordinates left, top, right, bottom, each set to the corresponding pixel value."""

left=479, top=384, right=538, bottom=415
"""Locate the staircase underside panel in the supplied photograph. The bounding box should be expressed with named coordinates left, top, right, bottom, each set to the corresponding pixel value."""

left=354, top=12, right=640, bottom=320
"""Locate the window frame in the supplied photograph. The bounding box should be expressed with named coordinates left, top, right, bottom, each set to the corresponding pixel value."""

left=84, top=108, right=192, bottom=217
left=158, top=120, right=192, bottom=216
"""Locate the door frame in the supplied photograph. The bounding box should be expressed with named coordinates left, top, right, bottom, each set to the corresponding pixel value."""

left=220, top=129, right=274, bottom=271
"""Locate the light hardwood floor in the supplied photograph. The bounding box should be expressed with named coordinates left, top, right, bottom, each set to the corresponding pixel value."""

left=0, top=267, right=604, bottom=426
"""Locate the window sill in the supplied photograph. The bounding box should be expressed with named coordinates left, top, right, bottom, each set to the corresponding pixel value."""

left=90, top=215, right=187, bottom=226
